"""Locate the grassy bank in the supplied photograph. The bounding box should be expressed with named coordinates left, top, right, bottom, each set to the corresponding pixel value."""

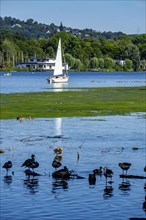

left=0, top=87, right=146, bottom=119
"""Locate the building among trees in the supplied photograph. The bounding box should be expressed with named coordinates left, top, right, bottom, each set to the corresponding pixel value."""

left=16, top=58, right=69, bottom=71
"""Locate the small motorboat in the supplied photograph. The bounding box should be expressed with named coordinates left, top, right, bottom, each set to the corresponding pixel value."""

left=4, top=73, right=11, bottom=76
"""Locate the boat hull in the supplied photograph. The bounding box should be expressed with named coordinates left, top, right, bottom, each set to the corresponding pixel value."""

left=47, top=75, right=69, bottom=83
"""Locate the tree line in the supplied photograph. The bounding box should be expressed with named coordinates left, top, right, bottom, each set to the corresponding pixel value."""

left=0, top=17, right=146, bottom=71
left=0, top=16, right=126, bottom=40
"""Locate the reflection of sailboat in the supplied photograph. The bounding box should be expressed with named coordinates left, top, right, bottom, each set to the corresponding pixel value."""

left=47, top=38, right=69, bottom=83
left=55, top=118, right=62, bottom=136
left=52, top=82, right=67, bottom=92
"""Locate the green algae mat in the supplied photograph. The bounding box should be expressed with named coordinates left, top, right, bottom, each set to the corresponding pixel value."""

left=0, top=87, right=146, bottom=119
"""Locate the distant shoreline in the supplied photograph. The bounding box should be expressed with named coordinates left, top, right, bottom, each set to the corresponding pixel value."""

left=0, top=69, right=145, bottom=73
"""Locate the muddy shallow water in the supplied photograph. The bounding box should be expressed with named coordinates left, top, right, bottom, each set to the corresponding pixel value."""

left=0, top=114, right=146, bottom=220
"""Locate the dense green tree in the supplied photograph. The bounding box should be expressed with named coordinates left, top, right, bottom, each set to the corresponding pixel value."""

left=124, top=44, right=140, bottom=71
left=64, top=53, right=75, bottom=68
left=124, top=59, right=133, bottom=71
left=104, top=57, right=115, bottom=69
left=46, top=46, right=55, bottom=58
left=26, top=18, right=34, bottom=25
left=0, top=17, right=145, bottom=71
left=1, top=39, right=18, bottom=66
left=89, top=57, right=99, bottom=69
left=98, top=58, right=104, bottom=69
left=73, top=58, right=83, bottom=70
left=140, top=60, right=146, bottom=70
left=65, top=35, right=81, bottom=58
left=138, top=44, right=146, bottom=60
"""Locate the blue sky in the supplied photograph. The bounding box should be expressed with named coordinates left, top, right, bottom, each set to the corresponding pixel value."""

left=0, top=0, right=145, bottom=34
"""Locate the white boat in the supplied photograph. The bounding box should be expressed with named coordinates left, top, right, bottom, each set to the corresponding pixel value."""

left=47, top=38, right=69, bottom=83
left=4, top=72, right=11, bottom=76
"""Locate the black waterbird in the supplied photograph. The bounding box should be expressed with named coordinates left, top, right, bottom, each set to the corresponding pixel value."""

left=52, top=166, right=70, bottom=179
left=21, top=154, right=35, bottom=169
left=103, top=167, right=114, bottom=184
left=93, top=166, right=102, bottom=175
left=29, top=161, right=39, bottom=172
left=3, top=161, right=12, bottom=175
left=119, top=162, right=131, bottom=175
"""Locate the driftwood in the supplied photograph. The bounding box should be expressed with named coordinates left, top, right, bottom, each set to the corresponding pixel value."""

left=120, top=174, right=146, bottom=179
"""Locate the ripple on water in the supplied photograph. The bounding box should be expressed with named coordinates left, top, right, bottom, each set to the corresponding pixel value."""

left=0, top=114, right=146, bottom=220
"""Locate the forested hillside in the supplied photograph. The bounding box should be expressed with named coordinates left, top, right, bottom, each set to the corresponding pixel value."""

left=0, top=16, right=146, bottom=71
left=0, top=16, right=125, bottom=39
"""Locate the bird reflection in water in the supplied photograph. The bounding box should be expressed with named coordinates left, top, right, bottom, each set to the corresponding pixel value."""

left=118, top=162, right=131, bottom=191
left=23, top=175, right=39, bottom=194
left=51, top=166, right=70, bottom=194
left=143, top=195, right=146, bottom=212
left=119, top=177, right=131, bottom=191
left=51, top=179, right=68, bottom=194
left=3, top=175, right=13, bottom=185
left=144, top=166, right=146, bottom=190
left=54, top=155, right=62, bottom=162
left=103, top=167, right=114, bottom=188
left=22, top=154, right=40, bottom=194
left=2, top=161, right=13, bottom=176
left=103, top=167, right=114, bottom=199
left=103, top=185, right=114, bottom=199
left=2, top=160, right=13, bottom=185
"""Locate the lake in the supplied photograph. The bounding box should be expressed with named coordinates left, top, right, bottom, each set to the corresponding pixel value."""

left=0, top=71, right=146, bottom=220
left=0, top=71, right=146, bottom=93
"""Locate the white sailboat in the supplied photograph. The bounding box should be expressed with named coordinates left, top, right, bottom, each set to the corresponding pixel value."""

left=47, top=38, right=69, bottom=83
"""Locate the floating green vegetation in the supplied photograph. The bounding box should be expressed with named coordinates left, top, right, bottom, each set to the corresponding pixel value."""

left=0, top=87, right=146, bottom=119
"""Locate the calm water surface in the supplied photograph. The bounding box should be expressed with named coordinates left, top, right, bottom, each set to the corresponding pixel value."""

left=0, top=114, right=146, bottom=220
left=0, top=71, right=146, bottom=93
left=0, top=71, right=146, bottom=219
